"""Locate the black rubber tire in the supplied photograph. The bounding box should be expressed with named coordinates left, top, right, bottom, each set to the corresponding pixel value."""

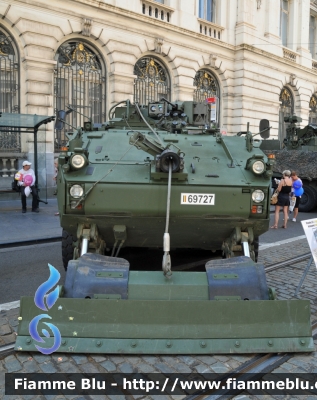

left=62, top=229, right=76, bottom=270
left=299, top=185, right=317, bottom=212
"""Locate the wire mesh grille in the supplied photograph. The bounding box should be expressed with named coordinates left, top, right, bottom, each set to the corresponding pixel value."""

left=54, top=41, right=106, bottom=150
left=0, top=29, right=20, bottom=152
left=193, top=69, right=219, bottom=102
left=134, top=57, right=170, bottom=105
left=279, top=87, right=294, bottom=141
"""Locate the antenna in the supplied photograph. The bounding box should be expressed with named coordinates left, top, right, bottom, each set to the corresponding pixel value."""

left=67, top=105, right=91, bottom=122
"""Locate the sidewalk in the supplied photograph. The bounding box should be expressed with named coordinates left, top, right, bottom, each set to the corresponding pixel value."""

left=0, top=197, right=62, bottom=245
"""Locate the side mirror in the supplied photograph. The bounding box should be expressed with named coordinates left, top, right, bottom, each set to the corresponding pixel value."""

left=55, top=110, right=66, bottom=130
left=259, top=119, right=270, bottom=139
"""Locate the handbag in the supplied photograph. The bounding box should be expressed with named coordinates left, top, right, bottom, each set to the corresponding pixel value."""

left=289, top=196, right=296, bottom=212
left=270, top=190, right=278, bottom=205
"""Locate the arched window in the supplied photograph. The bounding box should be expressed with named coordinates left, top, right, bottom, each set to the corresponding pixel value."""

left=194, top=69, right=219, bottom=101
left=279, top=86, right=294, bottom=141
left=134, top=57, right=170, bottom=105
left=194, top=69, right=220, bottom=124
left=0, top=27, right=20, bottom=153
left=54, top=41, right=106, bottom=150
left=0, top=28, right=19, bottom=114
left=309, top=94, right=317, bottom=124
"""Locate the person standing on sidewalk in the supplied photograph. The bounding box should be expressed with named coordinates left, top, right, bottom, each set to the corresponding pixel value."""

left=271, top=170, right=292, bottom=229
left=290, top=171, right=304, bottom=222
left=17, top=161, right=39, bottom=213
left=54, top=158, right=59, bottom=216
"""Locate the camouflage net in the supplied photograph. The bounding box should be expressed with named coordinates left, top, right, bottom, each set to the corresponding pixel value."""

left=263, top=150, right=317, bottom=179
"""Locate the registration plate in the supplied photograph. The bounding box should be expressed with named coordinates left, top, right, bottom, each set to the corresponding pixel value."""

left=181, top=193, right=215, bottom=205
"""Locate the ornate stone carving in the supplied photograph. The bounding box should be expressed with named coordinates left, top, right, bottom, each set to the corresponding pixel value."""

left=283, top=48, right=297, bottom=62
left=82, top=18, right=92, bottom=37
left=290, top=74, right=296, bottom=86
left=155, top=38, right=164, bottom=53
left=209, top=54, right=217, bottom=67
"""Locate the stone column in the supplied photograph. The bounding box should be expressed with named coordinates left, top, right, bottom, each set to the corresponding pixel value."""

left=1, top=159, right=9, bottom=177
left=264, top=0, right=282, bottom=57
left=9, top=158, right=17, bottom=177
left=22, top=56, right=56, bottom=191
left=296, top=0, right=311, bottom=68
left=235, top=0, right=256, bottom=46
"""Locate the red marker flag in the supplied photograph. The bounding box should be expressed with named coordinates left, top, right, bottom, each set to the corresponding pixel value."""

left=206, top=97, right=216, bottom=104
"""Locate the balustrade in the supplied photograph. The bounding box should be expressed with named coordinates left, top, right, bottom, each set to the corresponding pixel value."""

left=283, top=48, right=297, bottom=62
left=142, top=0, right=173, bottom=23
left=198, top=19, right=223, bottom=40
left=0, top=156, right=19, bottom=191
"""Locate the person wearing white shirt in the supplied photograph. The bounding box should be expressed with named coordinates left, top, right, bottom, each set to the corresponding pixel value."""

left=17, top=161, right=39, bottom=213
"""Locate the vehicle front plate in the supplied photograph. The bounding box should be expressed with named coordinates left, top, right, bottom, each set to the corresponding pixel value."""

left=181, top=193, right=215, bottom=205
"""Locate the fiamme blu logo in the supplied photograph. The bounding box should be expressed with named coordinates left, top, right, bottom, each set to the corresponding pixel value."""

left=29, top=264, right=62, bottom=355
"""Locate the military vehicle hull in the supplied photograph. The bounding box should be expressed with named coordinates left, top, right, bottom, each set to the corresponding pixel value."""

left=57, top=131, right=270, bottom=261
left=263, top=149, right=317, bottom=212
left=16, top=101, right=313, bottom=355
left=261, top=120, right=317, bottom=212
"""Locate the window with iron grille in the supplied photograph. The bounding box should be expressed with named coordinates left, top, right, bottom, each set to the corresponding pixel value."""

left=279, top=86, right=294, bottom=141
left=309, top=94, right=317, bottom=124
left=54, top=41, right=106, bottom=150
left=194, top=69, right=220, bottom=125
left=134, top=57, right=170, bottom=105
left=194, top=69, right=219, bottom=101
left=0, top=27, right=20, bottom=152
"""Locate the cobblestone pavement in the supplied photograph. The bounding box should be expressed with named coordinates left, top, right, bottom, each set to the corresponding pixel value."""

left=1, top=238, right=317, bottom=400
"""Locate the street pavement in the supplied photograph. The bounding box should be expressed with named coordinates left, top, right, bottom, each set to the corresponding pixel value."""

left=1, top=199, right=317, bottom=399
left=0, top=198, right=310, bottom=246
left=0, top=197, right=61, bottom=245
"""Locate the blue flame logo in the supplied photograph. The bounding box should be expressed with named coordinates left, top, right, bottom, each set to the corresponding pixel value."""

left=34, top=264, right=60, bottom=311
left=29, top=264, right=62, bottom=355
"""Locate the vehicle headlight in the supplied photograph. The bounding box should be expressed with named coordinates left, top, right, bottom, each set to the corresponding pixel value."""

left=252, top=160, right=265, bottom=174
left=71, top=154, right=86, bottom=169
left=70, top=185, right=83, bottom=198
left=252, top=190, right=265, bottom=203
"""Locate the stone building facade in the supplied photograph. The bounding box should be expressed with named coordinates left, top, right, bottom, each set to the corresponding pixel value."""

left=1, top=0, right=317, bottom=193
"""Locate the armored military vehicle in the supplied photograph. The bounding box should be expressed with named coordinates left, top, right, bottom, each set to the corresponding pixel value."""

left=57, top=100, right=274, bottom=270
left=15, top=100, right=313, bottom=354
left=261, top=115, right=317, bottom=212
